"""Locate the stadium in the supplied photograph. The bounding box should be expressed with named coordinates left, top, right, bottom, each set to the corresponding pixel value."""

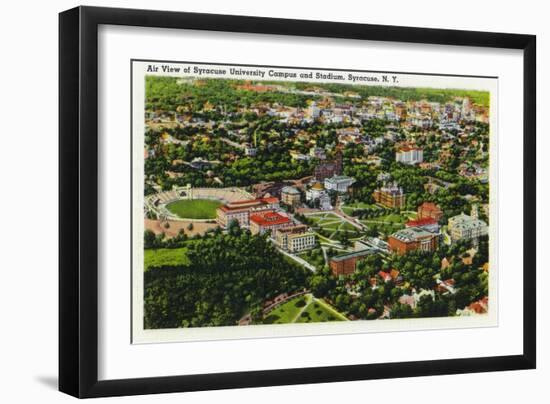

left=145, top=186, right=254, bottom=222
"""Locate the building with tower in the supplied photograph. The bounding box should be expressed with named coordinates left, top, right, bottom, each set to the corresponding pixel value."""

left=373, top=182, right=406, bottom=209
left=313, top=152, right=343, bottom=181
left=447, top=205, right=488, bottom=243
left=307, top=101, right=320, bottom=120
left=306, top=182, right=332, bottom=210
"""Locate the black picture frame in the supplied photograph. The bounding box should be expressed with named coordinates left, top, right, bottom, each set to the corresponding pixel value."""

left=59, top=5, right=536, bottom=398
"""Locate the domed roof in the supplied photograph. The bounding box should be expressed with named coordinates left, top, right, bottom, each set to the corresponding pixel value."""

left=311, top=182, right=324, bottom=191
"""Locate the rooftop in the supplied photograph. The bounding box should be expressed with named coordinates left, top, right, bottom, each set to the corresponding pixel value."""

left=448, top=213, right=487, bottom=230
left=406, top=217, right=438, bottom=227
left=220, top=197, right=279, bottom=212
left=390, top=227, right=435, bottom=242
left=330, top=248, right=374, bottom=263
left=398, top=146, right=422, bottom=152
left=250, top=211, right=291, bottom=227
left=325, top=175, right=355, bottom=184
left=310, top=182, right=324, bottom=191
left=419, top=202, right=442, bottom=212
left=281, top=186, right=300, bottom=195
left=276, top=224, right=308, bottom=235
left=288, top=231, right=316, bottom=240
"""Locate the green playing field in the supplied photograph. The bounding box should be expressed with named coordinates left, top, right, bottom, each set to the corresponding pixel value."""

left=165, top=199, right=222, bottom=219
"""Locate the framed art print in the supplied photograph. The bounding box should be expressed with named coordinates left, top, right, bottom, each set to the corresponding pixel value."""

left=59, top=6, right=536, bottom=398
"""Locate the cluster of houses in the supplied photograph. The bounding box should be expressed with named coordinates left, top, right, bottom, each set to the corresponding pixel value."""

left=254, top=93, right=489, bottom=128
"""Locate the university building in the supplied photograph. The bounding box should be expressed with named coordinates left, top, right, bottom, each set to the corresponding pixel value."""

left=305, top=182, right=332, bottom=210
left=280, top=186, right=301, bottom=208
left=395, top=146, right=423, bottom=165
left=275, top=225, right=316, bottom=253
left=417, top=202, right=443, bottom=221
left=324, top=175, right=355, bottom=193
left=216, top=197, right=279, bottom=228
left=388, top=227, right=439, bottom=255
left=373, top=182, right=406, bottom=209
left=405, top=217, right=440, bottom=233
left=313, top=152, right=343, bottom=181
left=329, top=249, right=374, bottom=276
left=447, top=212, right=488, bottom=243
left=249, top=211, right=291, bottom=237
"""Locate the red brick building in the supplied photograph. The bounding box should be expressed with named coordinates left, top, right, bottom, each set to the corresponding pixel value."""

left=417, top=202, right=443, bottom=221
left=329, top=249, right=373, bottom=276
left=314, top=152, right=343, bottom=181
left=405, top=217, right=440, bottom=233
left=388, top=227, right=439, bottom=255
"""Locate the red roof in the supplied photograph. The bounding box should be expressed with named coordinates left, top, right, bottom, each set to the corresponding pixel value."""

left=419, top=202, right=441, bottom=213
left=398, top=146, right=421, bottom=152
left=468, top=296, right=488, bottom=314
left=406, top=217, right=438, bottom=227
left=250, top=211, right=290, bottom=227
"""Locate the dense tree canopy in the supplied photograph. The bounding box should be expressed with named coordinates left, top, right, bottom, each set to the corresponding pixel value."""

left=144, top=230, right=311, bottom=329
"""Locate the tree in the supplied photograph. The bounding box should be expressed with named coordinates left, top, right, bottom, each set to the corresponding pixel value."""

left=390, top=302, right=413, bottom=319
left=227, top=219, right=242, bottom=236
left=366, top=225, right=379, bottom=237
left=144, top=230, right=157, bottom=249
left=309, top=274, right=333, bottom=298
left=144, top=230, right=311, bottom=329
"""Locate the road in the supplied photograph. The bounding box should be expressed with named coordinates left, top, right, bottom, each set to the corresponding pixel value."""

left=219, top=136, right=246, bottom=150
left=333, top=206, right=367, bottom=230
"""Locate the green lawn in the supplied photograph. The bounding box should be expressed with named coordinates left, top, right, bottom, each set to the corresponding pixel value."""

left=295, top=300, right=346, bottom=323
left=345, top=202, right=381, bottom=210
left=341, top=202, right=382, bottom=215
left=341, top=207, right=355, bottom=215
left=166, top=199, right=221, bottom=219
left=339, top=222, right=358, bottom=231
left=263, top=295, right=309, bottom=324
left=307, top=213, right=360, bottom=241
left=307, top=215, right=323, bottom=224
left=263, top=294, right=347, bottom=324
left=322, top=222, right=343, bottom=231
left=318, top=214, right=341, bottom=224
left=144, top=247, right=189, bottom=271
left=360, top=212, right=410, bottom=225
left=379, top=213, right=405, bottom=223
